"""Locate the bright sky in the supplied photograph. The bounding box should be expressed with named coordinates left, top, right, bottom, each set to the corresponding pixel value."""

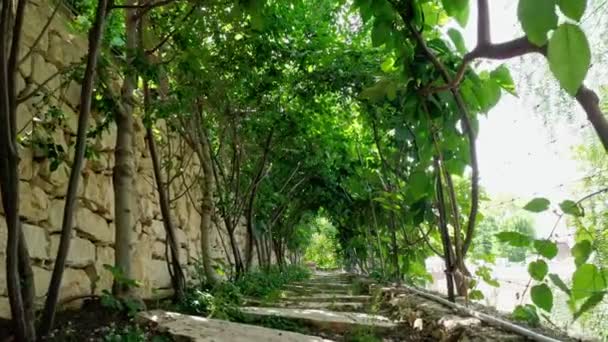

left=459, top=1, right=596, bottom=237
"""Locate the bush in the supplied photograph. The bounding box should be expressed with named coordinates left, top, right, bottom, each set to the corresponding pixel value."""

left=235, top=265, right=311, bottom=299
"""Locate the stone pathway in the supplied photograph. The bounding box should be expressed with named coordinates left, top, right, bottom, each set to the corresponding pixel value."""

left=138, top=271, right=400, bottom=341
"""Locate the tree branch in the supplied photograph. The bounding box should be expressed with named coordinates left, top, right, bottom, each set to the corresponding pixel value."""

left=476, top=0, right=491, bottom=47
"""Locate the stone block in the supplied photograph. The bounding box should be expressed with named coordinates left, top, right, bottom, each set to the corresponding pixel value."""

left=95, top=123, right=117, bottom=152
left=50, top=235, right=95, bottom=267
left=46, top=30, right=64, bottom=66
left=31, top=53, right=60, bottom=91
left=23, top=223, right=49, bottom=259
left=0, top=255, right=6, bottom=296
left=75, top=206, right=112, bottom=243
left=175, top=228, right=187, bottom=247
left=33, top=266, right=52, bottom=297
left=0, top=217, right=6, bottom=253
left=59, top=268, right=91, bottom=300
left=145, top=259, right=171, bottom=289
left=153, top=241, right=166, bottom=259
left=20, top=181, right=49, bottom=224
left=0, top=297, right=10, bottom=319
left=138, top=198, right=155, bottom=226
left=47, top=198, right=65, bottom=233
left=16, top=103, right=33, bottom=134
left=82, top=172, right=114, bottom=219
left=18, top=146, right=34, bottom=181
left=94, top=246, right=115, bottom=293
left=63, top=80, right=81, bottom=110
left=150, top=220, right=165, bottom=241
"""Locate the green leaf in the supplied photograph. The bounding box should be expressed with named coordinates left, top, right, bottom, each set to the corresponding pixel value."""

left=476, top=266, right=500, bottom=287
left=381, top=57, right=395, bottom=73
left=558, top=0, right=587, bottom=21
left=572, top=263, right=607, bottom=299
left=534, top=239, right=558, bottom=259
left=407, top=171, right=430, bottom=201
left=447, top=28, right=466, bottom=54
left=517, top=0, right=558, bottom=46
left=573, top=291, right=605, bottom=321
left=528, top=260, right=549, bottom=281
left=490, top=65, right=516, bottom=95
left=523, top=197, right=550, bottom=212
left=372, top=20, right=391, bottom=47
left=441, top=0, right=469, bottom=27
left=547, top=23, right=591, bottom=96
left=559, top=199, right=584, bottom=217
left=549, top=273, right=571, bottom=295
left=571, top=240, right=592, bottom=266
left=531, top=283, right=553, bottom=312
left=495, top=231, right=532, bottom=247
left=469, top=289, right=484, bottom=300
left=512, top=304, right=540, bottom=326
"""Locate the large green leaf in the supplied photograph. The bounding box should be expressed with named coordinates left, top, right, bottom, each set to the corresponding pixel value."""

left=558, top=0, right=587, bottom=21
left=547, top=23, right=591, bottom=96
left=517, top=0, right=558, bottom=46
left=441, top=0, right=469, bottom=27
left=572, top=264, right=607, bottom=299
left=559, top=199, right=584, bottom=217
left=571, top=240, right=592, bottom=266
left=495, top=231, right=532, bottom=247
left=372, top=19, right=391, bottom=47
left=523, top=197, right=550, bottom=212
left=512, top=304, right=540, bottom=326
left=533, top=239, right=558, bottom=259
left=549, top=273, right=571, bottom=295
left=573, top=291, right=605, bottom=321
left=528, top=260, right=549, bottom=281
left=447, top=28, right=466, bottom=55
left=490, top=65, right=516, bottom=95
left=531, top=283, right=553, bottom=312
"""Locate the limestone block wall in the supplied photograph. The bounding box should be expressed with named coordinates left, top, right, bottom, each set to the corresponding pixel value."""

left=0, top=0, right=249, bottom=319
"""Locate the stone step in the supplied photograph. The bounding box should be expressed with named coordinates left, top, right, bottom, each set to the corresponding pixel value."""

left=245, top=298, right=367, bottom=312
left=240, top=306, right=397, bottom=335
left=137, top=310, right=333, bottom=342
left=283, top=301, right=367, bottom=312
left=281, top=294, right=372, bottom=303
left=283, top=285, right=350, bottom=294
left=289, top=282, right=352, bottom=290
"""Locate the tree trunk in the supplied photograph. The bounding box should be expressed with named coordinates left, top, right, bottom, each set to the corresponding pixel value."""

left=146, top=124, right=185, bottom=300
left=112, top=0, right=137, bottom=297
left=0, top=0, right=35, bottom=339
left=435, top=165, right=456, bottom=302
left=39, top=0, right=110, bottom=335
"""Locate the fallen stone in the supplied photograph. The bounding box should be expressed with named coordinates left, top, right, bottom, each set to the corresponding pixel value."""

left=281, top=294, right=371, bottom=303
left=240, top=306, right=397, bottom=335
left=137, top=310, right=332, bottom=342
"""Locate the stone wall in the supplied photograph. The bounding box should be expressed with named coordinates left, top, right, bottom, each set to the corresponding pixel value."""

left=0, top=0, right=248, bottom=319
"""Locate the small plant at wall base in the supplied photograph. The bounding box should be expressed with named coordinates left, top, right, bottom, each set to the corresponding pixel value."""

left=100, top=265, right=144, bottom=317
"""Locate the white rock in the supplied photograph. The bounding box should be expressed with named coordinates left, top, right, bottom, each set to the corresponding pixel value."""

left=82, top=173, right=114, bottom=219
left=0, top=297, right=11, bottom=319
left=33, top=266, right=52, bottom=297
left=19, top=181, right=49, bottom=223
left=75, top=206, right=112, bottom=243
left=46, top=31, right=64, bottom=66
left=50, top=235, right=95, bottom=267
left=22, top=223, right=49, bottom=259
left=60, top=268, right=91, bottom=301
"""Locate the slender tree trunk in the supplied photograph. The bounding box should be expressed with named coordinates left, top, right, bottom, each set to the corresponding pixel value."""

left=113, top=1, right=137, bottom=297
left=146, top=124, right=185, bottom=300
left=389, top=213, right=400, bottom=281
left=40, top=0, right=111, bottom=336
left=435, top=164, right=456, bottom=302
left=0, top=0, right=35, bottom=339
